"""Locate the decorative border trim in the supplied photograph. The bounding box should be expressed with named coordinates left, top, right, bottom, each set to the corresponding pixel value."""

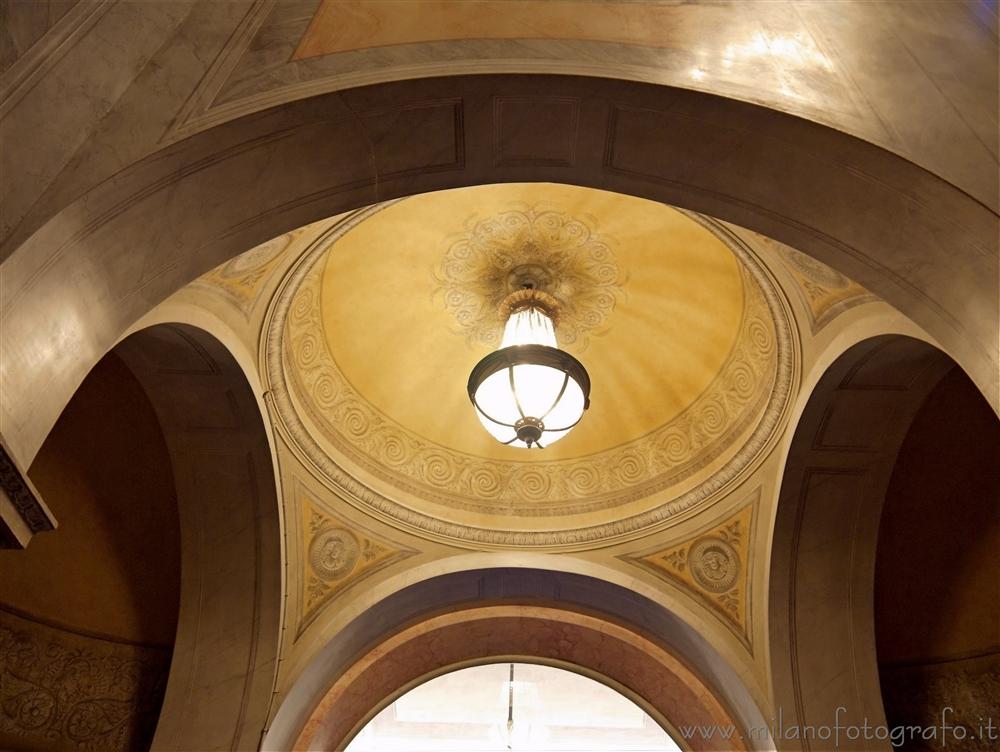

left=0, top=0, right=115, bottom=119
left=0, top=443, right=55, bottom=546
left=161, top=0, right=277, bottom=143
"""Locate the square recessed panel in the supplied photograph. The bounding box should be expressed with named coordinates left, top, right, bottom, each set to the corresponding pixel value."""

left=494, top=96, right=579, bottom=167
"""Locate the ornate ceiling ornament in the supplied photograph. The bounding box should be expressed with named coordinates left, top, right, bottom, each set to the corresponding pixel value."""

left=689, top=537, right=740, bottom=593
left=262, top=198, right=797, bottom=549
left=434, top=206, right=626, bottom=350
left=191, top=229, right=297, bottom=317
left=778, top=247, right=877, bottom=332
left=309, top=527, right=359, bottom=581
left=297, top=484, right=416, bottom=635
left=0, top=609, right=170, bottom=750
left=621, top=494, right=757, bottom=649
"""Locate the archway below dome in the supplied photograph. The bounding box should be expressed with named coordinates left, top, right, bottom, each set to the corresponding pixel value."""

left=113, top=325, right=283, bottom=751
left=263, top=568, right=772, bottom=752
left=768, top=335, right=962, bottom=751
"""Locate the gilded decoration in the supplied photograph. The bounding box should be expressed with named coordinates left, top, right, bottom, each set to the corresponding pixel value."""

left=263, top=186, right=796, bottom=548
left=778, top=247, right=877, bottom=332
left=192, top=229, right=298, bottom=316
left=0, top=608, right=170, bottom=751
left=622, top=498, right=756, bottom=647
left=433, top=205, right=626, bottom=349
left=299, top=489, right=415, bottom=635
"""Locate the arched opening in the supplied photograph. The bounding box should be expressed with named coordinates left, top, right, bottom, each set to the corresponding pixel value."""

left=344, top=661, right=681, bottom=751
left=266, top=568, right=773, bottom=752
left=0, top=349, right=181, bottom=750
left=0, top=323, right=283, bottom=751
left=874, top=366, right=1000, bottom=748
left=769, top=335, right=999, bottom=750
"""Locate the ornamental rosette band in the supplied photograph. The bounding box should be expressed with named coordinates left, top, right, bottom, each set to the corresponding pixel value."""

left=262, top=198, right=797, bottom=549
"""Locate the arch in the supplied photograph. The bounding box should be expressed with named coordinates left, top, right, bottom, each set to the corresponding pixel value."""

left=873, top=366, right=1000, bottom=744
left=263, top=568, right=773, bottom=752
left=0, top=347, right=181, bottom=750
left=768, top=335, right=957, bottom=750
left=2, top=74, right=996, bottom=483
left=112, top=324, right=283, bottom=751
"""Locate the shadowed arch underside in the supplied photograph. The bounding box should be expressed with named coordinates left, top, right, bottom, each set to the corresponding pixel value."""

left=113, top=324, right=282, bottom=751
left=769, top=335, right=958, bottom=751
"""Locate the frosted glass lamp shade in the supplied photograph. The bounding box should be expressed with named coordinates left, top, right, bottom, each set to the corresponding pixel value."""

left=468, top=345, right=589, bottom=448
left=468, top=339, right=590, bottom=454
left=468, top=292, right=591, bottom=448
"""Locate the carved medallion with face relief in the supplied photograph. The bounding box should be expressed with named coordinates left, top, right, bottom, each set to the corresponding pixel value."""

left=309, top=528, right=360, bottom=581
left=689, top=536, right=740, bottom=593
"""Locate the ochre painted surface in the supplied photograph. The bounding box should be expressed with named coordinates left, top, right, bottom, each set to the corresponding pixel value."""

left=272, top=186, right=788, bottom=544
left=318, top=184, right=743, bottom=462
left=625, top=499, right=755, bottom=645
left=1, top=353, right=180, bottom=646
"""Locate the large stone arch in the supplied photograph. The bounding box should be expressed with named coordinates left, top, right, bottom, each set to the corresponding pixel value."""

left=2, top=74, right=996, bottom=491
left=112, top=324, right=283, bottom=751
left=768, top=335, right=959, bottom=750
left=264, top=567, right=773, bottom=752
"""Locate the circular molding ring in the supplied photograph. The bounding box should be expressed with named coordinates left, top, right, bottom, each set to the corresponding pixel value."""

left=261, top=201, right=798, bottom=549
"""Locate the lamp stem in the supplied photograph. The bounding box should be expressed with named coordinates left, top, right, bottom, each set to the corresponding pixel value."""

left=507, top=662, right=515, bottom=750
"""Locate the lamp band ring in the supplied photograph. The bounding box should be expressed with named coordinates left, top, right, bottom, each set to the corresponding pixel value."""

left=467, top=345, right=592, bottom=408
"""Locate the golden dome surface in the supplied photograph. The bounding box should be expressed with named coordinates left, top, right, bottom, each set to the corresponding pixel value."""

left=265, top=184, right=794, bottom=548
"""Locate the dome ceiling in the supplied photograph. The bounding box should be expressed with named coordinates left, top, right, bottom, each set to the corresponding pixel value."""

left=265, top=184, right=794, bottom=548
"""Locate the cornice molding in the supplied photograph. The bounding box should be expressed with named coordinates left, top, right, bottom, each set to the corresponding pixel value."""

left=0, top=443, right=55, bottom=548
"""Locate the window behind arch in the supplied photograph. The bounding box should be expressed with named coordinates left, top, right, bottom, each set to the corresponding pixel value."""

left=346, top=662, right=681, bottom=751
